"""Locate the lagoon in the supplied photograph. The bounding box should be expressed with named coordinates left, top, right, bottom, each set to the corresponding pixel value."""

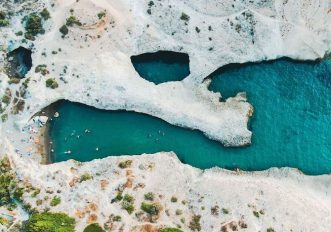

left=49, top=58, right=331, bottom=175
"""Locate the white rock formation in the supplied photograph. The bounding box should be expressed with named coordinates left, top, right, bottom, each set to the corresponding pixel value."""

left=9, top=151, right=331, bottom=232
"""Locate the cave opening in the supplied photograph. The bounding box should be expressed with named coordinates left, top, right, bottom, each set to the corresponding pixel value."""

left=130, top=51, right=190, bottom=84
left=6, top=46, right=32, bottom=79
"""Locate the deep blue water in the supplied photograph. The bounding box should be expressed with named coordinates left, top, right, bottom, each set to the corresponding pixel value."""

left=9, top=47, right=32, bottom=78
left=49, top=58, right=331, bottom=175
left=131, top=51, right=190, bottom=84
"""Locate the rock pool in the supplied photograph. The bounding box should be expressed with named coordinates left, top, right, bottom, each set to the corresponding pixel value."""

left=49, top=59, right=331, bottom=175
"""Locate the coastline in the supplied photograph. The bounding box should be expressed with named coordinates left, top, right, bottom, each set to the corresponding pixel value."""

left=36, top=101, right=60, bottom=164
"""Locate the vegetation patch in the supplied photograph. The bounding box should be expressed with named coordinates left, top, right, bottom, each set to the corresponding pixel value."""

left=144, top=192, right=155, bottom=201
left=80, top=173, right=93, bottom=182
left=59, top=25, right=69, bottom=37
left=189, top=214, right=201, bottom=231
left=83, top=223, right=106, bottom=232
left=97, top=11, right=106, bottom=19
left=24, top=14, right=44, bottom=40
left=118, top=160, right=132, bottom=169
left=50, top=196, right=61, bottom=207
left=180, top=12, right=190, bottom=22
left=121, top=194, right=135, bottom=214
left=40, top=8, right=51, bottom=20
left=160, top=228, right=183, bottom=232
left=23, top=212, right=75, bottom=232
left=0, top=11, right=10, bottom=27
left=46, top=78, right=59, bottom=89
left=66, top=16, right=82, bottom=27
left=141, top=202, right=162, bottom=216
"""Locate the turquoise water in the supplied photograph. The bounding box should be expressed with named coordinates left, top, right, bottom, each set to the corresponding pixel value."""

left=49, top=59, right=331, bottom=175
left=130, top=51, right=190, bottom=84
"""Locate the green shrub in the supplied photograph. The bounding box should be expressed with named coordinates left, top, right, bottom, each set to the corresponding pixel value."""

left=253, top=210, right=260, bottom=218
left=112, top=192, right=123, bottom=202
left=1, top=114, right=8, bottom=122
left=1, top=94, right=11, bottom=104
left=0, top=11, right=9, bottom=27
left=13, top=187, right=24, bottom=201
left=171, top=196, right=178, bottom=203
left=267, top=228, right=275, bottom=232
left=222, top=208, right=229, bottom=214
left=121, top=194, right=135, bottom=214
left=141, top=202, right=162, bottom=216
left=160, top=228, right=183, bottom=232
left=189, top=214, right=201, bottom=231
left=83, top=223, right=105, bottom=232
left=121, top=201, right=134, bottom=214
left=45, top=78, right=59, bottom=89
left=59, top=25, right=68, bottom=36
left=144, top=192, right=154, bottom=201
left=80, top=173, right=92, bottom=182
left=97, top=11, right=106, bottom=19
left=175, top=209, right=182, bottom=215
left=24, top=212, right=75, bottom=232
left=180, top=13, right=190, bottom=21
left=0, top=173, right=14, bottom=206
left=40, top=8, right=50, bottom=20
left=0, top=19, right=9, bottom=27
left=66, top=16, right=82, bottom=27
left=25, top=14, right=44, bottom=36
left=0, top=11, right=6, bottom=20
left=118, top=160, right=132, bottom=169
left=50, top=196, right=61, bottom=206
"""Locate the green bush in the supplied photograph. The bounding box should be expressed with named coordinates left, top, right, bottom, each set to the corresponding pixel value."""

left=0, top=11, right=9, bottom=27
left=50, top=196, right=61, bottom=206
left=112, top=192, right=123, bottom=202
left=45, top=78, right=59, bottom=89
left=59, top=25, right=68, bottom=36
left=267, top=228, right=275, bottom=232
left=222, top=208, right=229, bottom=214
left=160, top=228, right=183, bottom=232
left=80, top=173, right=92, bottom=182
left=13, top=187, right=24, bottom=201
left=253, top=210, right=259, bottom=218
left=66, top=16, right=82, bottom=27
left=24, top=212, right=75, bottom=232
left=25, top=14, right=44, bottom=36
left=118, top=160, right=132, bottom=169
left=180, top=13, right=190, bottom=21
left=121, top=194, right=135, bottom=214
left=97, top=11, right=106, bottom=19
left=83, top=223, right=105, bottom=232
left=0, top=173, right=14, bottom=206
left=144, top=192, right=154, bottom=201
left=171, top=196, right=178, bottom=203
left=189, top=214, right=201, bottom=231
left=0, top=19, right=9, bottom=27
left=121, top=201, right=134, bottom=214
left=141, top=202, right=162, bottom=216
left=40, top=8, right=50, bottom=20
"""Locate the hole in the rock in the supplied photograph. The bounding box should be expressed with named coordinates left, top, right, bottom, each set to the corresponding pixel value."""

left=6, top=46, right=32, bottom=79
left=130, top=51, right=190, bottom=84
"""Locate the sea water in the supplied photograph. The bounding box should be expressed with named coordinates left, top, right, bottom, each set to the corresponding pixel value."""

left=49, top=58, right=331, bottom=175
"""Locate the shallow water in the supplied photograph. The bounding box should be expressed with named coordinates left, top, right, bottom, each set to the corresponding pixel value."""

left=49, top=59, right=331, bottom=175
